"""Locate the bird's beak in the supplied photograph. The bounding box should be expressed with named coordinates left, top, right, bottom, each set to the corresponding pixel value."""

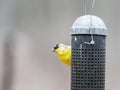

left=51, top=48, right=55, bottom=52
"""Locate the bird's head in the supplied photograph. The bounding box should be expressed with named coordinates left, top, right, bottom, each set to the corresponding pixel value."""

left=52, top=44, right=65, bottom=53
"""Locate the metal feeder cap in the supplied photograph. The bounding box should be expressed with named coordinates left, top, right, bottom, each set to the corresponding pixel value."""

left=71, top=15, right=107, bottom=35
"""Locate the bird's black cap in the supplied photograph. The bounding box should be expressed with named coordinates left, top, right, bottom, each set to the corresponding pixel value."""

left=53, top=44, right=59, bottom=50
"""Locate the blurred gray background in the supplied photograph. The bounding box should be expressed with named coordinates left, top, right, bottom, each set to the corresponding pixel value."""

left=0, top=0, right=119, bottom=90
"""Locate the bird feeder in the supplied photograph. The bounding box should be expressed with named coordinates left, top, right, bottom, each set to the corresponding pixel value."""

left=71, top=15, right=107, bottom=90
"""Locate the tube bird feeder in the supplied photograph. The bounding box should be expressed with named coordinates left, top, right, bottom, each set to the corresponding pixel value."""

left=71, top=15, right=107, bottom=90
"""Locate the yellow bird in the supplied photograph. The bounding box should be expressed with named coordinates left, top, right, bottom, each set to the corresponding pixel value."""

left=52, top=44, right=71, bottom=66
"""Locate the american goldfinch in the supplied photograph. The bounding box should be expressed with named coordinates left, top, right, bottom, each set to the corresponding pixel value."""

left=52, top=44, right=71, bottom=66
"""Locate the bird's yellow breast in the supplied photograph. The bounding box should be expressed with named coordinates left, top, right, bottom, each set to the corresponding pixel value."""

left=56, top=46, right=71, bottom=66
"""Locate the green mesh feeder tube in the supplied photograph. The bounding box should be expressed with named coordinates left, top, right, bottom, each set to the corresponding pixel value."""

left=71, top=15, right=107, bottom=90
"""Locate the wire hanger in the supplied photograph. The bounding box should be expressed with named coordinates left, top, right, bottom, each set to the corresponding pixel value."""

left=84, top=0, right=96, bottom=15
left=84, top=0, right=96, bottom=45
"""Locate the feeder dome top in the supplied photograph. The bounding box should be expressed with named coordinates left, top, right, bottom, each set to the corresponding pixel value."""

left=71, top=15, right=107, bottom=35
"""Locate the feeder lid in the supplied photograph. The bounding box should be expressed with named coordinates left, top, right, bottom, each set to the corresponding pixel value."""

left=71, top=15, right=107, bottom=35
